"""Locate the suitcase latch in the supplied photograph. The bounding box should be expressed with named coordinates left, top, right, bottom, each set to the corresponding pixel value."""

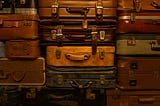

left=57, top=75, right=63, bottom=85
left=20, top=0, right=26, bottom=4
left=99, top=31, right=105, bottom=40
left=96, top=0, right=103, bottom=22
left=55, top=49, right=61, bottom=59
left=51, top=0, right=59, bottom=18
left=99, top=48, right=104, bottom=59
left=133, top=0, right=141, bottom=12
left=82, top=9, right=88, bottom=30
left=99, top=75, right=105, bottom=85
left=127, top=37, right=136, bottom=46
left=56, top=25, right=63, bottom=46
left=91, top=26, right=98, bottom=55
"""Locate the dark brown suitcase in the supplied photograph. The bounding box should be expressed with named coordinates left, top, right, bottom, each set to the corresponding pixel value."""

left=5, top=40, right=40, bottom=59
left=38, top=0, right=117, bottom=25
left=106, top=89, right=160, bottom=106
left=0, top=14, right=39, bottom=40
left=117, top=56, right=160, bottom=90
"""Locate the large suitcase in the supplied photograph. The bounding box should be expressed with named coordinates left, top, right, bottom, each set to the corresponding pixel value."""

left=0, top=14, right=39, bottom=40
left=46, top=46, right=115, bottom=66
left=117, top=56, right=160, bottom=90
left=0, top=57, right=45, bottom=86
left=46, top=66, right=117, bottom=89
left=0, top=0, right=38, bottom=14
left=40, top=25, right=116, bottom=44
left=5, top=40, right=40, bottom=59
left=106, top=89, right=160, bottom=106
left=116, top=33, right=160, bottom=55
left=38, top=0, right=117, bottom=25
left=117, top=11, right=160, bottom=33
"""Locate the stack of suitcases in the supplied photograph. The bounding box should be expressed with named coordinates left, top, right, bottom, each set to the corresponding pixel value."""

left=106, top=0, right=160, bottom=106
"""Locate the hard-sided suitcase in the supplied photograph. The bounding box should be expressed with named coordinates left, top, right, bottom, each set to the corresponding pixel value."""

left=0, top=14, right=39, bottom=40
left=117, top=11, right=160, bottom=33
left=0, top=0, right=38, bottom=14
left=46, top=46, right=115, bottom=66
left=38, top=0, right=117, bottom=25
left=0, top=41, right=5, bottom=57
left=116, top=33, right=160, bottom=55
left=5, top=40, right=40, bottom=59
left=117, top=56, right=160, bottom=90
left=106, top=89, right=160, bottom=106
left=40, top=25, right=116, bottom=44
left=46, top=66, right=117, bottom=89
left=0, top=57, right=45, bottom=86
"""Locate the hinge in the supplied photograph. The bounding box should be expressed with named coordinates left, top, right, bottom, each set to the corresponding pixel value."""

left=133, top=0, right=142, bottom=12
left=91, top=26, right=98, bottom=55
left=51, top=0, right=59, bottom=18
left=96, top=0, right=103, bottom=22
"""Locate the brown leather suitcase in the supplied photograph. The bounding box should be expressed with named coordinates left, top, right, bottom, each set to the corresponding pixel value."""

left=0, top=14, right=39, bottom=40
left=38, top=0, right=117, bottom=25
left=40, top=25, right=116, bottom=44
left=106, top=89, right=160, bottom=106
left=5, top=40, right=40, bottom=59
left=117, top=11, right=160, bottom=33
left=0, top=57, right=45, bottom=86
left=117, top=56, right=160, bottom=90
left=46, top=46, right=115, bottom=66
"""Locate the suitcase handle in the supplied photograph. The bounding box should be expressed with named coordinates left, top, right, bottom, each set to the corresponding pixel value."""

left=138, top=97, right=155, bottom=103
left=70, top=80, right=93, bottom=89
left=65, top=53, right=90, bottom=61
left=11, top=71, right=26, bottom=82
left=150, top=41, right=160, bottom=51
left=151, top=1, right=160, bottom=9
left=66, top=7, right=89, bottom=15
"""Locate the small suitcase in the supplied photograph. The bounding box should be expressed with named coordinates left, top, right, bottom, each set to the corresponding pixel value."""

left=117, top=11, right=160, bottom=33
left=40, top=25, right=116, bottom=44
left=0, top=57, right=45, bottom=86
left=38, top=0, right=117, bottom=25
left=106, top=89, right=160, bottom=106
left=0, top=41, right=5, bottom=57
left=0, top=14, right=39, bottom=40
left=46, top=66, right=117, bottom=89
left=6, top=40, right=40, bottom=59
left=0, top=0, right=38, bottom=14
left=117, top=56, right=160, bottom=90
left=46, top=46, right=115, bottom=66
left=116, top=33, right=160, bottom=55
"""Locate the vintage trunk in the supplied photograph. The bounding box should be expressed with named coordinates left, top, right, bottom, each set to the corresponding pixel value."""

left=46, top=66, right=116, bottom=89
left=6, top=40, right=40, bottom=59
left=0, top=41, right=5, bottom=57
left=46, top=46, right=115, bottom=66
left=38, top=0, right=117, bottom=25
left=0, top=14, right=39, bottom=40
left=0, top=57, right=45, bottom=86
left=117, top=56, right=160, bottom=90
left=117, top=11, right=160, bottom=33
left=116, top=33, right=160, bottom=55
left=40, top=25, right=116, bottom=44
left=106, top=89, right=160, bottom=106
left=0, top=0, right=38, bottom=14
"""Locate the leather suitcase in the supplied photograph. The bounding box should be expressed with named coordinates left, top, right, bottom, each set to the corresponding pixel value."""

left=116, top=33, right=160, bottom=55
left=0, top=14, right=39, bottom=40
left=0, top=0, right=38, bottom=14
left=40, top=25, right=116, bottom=44
left=0, top=41, right=5, bottom=57
left=117, top=56, right=160, bottom=90
left=0, top=57, right=45, bottom=86
left=106, top=89, right=160, bottom=106
left=117, top=11, right=160, bottom=33
left=38, top=0, right=117, bottom=25
left=46, top=66, right=116, bottom=89
left=6, top=40, right=40, bottom=59
left=46, top=46, right=115, bottom=66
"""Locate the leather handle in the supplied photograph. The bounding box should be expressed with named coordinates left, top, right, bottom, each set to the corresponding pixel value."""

left=151, top=1, right=160, bottom=9
left=69, top=80, right=93, bottom=89
left=138, top=97, right=155, bottom=103
left=65, top=53, right=90, bottom=61
left=11, top=71, right=26, bottom=82
left=66, top=7, right=89, bottom=15
left=66, top=34, right=91, bottom=40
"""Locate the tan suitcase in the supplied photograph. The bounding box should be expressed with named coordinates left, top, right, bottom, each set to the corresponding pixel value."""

left=46, top=46, right=115, bottom=66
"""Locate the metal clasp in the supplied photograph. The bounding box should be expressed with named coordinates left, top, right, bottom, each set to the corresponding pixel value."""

left=133, top=0, right=141, bottom=12
left=99, top=48, right=104, bottom=59
left=127, top=37, right=136, bottom=46
left=57, top=75, right=63, bottom=85
left=99, top=75, right=105, bottom=85
left=51, top=0, right=59, bottom=18
left=20, top=0, right=26, bottom=4
left=96, top=0, right=103, bottom=22
left=99, top=31, right=105, bottom=40
left=56, top=25, right=63, bottom=46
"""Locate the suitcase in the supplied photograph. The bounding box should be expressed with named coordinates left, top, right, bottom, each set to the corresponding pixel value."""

left=0, top=41, right=5, bottom=57
left=117, top=11, right=160, bottom=33
left=0, top=0, right=38, bottom=14
left=46, top=66, right=116, bottom=89
left=106, top=89, right=160, bottom=106
left=40, top=25, right=116, bottom=44
left=6, top=40, right=40, bottom=59
left=38, top=0, right=117, bottom=25
left=0, top=14, right=39, bottom=40
left=0, top=57, right=45, bottom=86
left=116, top=33, right=160, bottom=55
left=46, top=46, right=115, bottom=66
left=117, top=56, right=160, bottom=90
